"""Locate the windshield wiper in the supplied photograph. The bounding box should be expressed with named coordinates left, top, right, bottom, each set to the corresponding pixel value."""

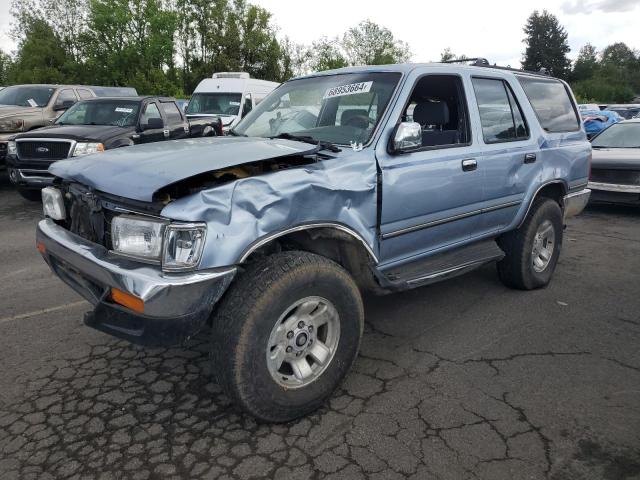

left=270, top=133, right=341, bottom=152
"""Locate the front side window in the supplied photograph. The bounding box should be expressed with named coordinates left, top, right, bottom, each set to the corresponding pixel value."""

left=472, top=78, right=529, bottom=144
left=242, top=94, right=252, bottom=118
left=0, top=85, right=56, bottom=107
left=141, top=103, right=162, bottom=124
left=56, top=100, right=141, bottom=127
left=234, top=72, right=401, bottom=145
left=55, top=89, right=77, bottom=108
left=591, top=123, right=640, bottom=148
left=400, top=74, right=471, bottom=148
left=186, top=93, right=242, bottom=116
left=517, top=76, right=580, bottom=133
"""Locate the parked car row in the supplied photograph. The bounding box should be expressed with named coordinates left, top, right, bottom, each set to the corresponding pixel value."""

left=588, top=118, right=640, bottom=205
left=6, top=96, right=223, bottom=200
left=1, top=73, right=282, bottom=200
left=0, top=84, right=137, bottom=164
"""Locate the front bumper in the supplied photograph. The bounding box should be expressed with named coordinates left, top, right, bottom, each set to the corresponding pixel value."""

left=563, top=188, right=591, bottom=221
left=588, top=182, right=640, bottom=205
left=36, top=219, right=236, bottom=345
left=7, top=167, right=54, bottom=188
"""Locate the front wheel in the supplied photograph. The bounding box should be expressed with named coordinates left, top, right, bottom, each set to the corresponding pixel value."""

left=497, top=197, right=563, bottom=290
left=211, top=251, right=364, bottom=422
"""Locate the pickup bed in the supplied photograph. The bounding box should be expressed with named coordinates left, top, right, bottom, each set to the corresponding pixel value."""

left=6, top=96, right=221, bottom=200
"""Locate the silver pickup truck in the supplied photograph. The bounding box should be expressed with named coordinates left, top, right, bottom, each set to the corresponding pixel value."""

left=36, top=61, right=591, bottom=421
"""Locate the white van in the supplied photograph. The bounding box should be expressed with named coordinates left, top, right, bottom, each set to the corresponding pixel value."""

left=185, top=72, right=280, bottom=132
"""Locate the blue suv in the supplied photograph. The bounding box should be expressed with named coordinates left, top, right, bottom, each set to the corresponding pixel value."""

left=36, top=62, right=591, bottom=421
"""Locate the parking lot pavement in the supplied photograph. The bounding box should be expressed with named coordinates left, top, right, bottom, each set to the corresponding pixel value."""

left=0, top=173, right=638, bottom=480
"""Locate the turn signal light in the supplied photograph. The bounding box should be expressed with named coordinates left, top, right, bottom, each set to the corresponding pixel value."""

left=110, top=288, right=144, bottom=314
left=36, top=242, right=46, bottom=254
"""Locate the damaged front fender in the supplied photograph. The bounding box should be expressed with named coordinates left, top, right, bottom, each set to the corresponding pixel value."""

left=160, top=149, right=379, bottom=268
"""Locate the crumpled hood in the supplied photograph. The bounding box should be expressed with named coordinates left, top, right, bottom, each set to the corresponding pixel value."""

left=49, top=136, right=317, bottom=201
left=591, top=148, right=640, bottom=169
left=0, top=104, right=41, bottom=118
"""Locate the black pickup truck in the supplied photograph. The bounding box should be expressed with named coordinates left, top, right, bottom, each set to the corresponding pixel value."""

left=6, top=96, right=222, bottom=200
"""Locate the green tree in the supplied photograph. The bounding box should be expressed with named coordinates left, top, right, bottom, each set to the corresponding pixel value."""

left=308, top=37, right=347, bottom=72
left=342, top=20, right=411, bottom=66
left=8, top=17, right=70, bottom=84
left=83, top=0, right=179, bottom=95
left=571, top=43, right=598, bottom=82
left=522, top=10, right=571, bottom=78
left=0, top=51, right=11, bottom=85
left=439, top=48, right=468, bottom=62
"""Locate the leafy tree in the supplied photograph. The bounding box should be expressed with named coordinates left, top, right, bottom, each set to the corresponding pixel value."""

left=600, top=42, right=638, bottom=70
left=8, top=17, right=70, bottom=84
left=522, top=10, right=571, bottom=78
left=308, top=37, right=347, bottom=72
left=439, top=48, right=468, bottom=62
left=571, top=43, right=598, bottom=82
left=0, top=50, right=11, bottom=85
left=342, top=20, right=411, bottom=66
left=83, top=0, right=179, bottom=95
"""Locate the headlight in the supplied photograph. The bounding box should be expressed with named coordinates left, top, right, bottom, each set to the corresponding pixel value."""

left=42, top=187, right=66, bottom=220
left=162, top=223, right=207, bottom=271
left=111, top=215, right=167, bottom=260
left=0, top=119, right=24, bottom=132
left=73, top=142, right=105, bottom=157
left=7, top=140, right=17, bottom=155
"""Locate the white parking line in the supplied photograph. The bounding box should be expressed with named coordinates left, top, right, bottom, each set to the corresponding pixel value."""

left=0, top=301, right=88, bottom=324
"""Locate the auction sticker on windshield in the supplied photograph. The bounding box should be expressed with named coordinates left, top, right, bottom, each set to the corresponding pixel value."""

left=324, top=81, right=372, bottom=99
left=115, top=107, right=134, bottom=113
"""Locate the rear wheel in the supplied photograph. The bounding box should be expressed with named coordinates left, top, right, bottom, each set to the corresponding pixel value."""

left=16, top=187, right=42, bottom=202
left=497, top=198, right=563, bottom=290
left=211, top=251, right=364, bottom=422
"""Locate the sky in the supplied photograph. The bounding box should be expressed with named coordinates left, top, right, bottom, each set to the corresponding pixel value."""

left=1, top=0, right=639, bottom=66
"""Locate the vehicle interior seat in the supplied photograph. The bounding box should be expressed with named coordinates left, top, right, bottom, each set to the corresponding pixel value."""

left=341, top=109, right=370, bottom=129
left=413, top=101, right=458, bottom=147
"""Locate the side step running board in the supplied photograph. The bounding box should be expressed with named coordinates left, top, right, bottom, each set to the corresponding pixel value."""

left=382, top=239, right=505, bottom=289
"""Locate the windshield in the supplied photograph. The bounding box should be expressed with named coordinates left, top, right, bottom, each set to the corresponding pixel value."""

left=591, top=123, right=640, bottom=148
left=56, top=100, right=141, bottom=127
left=186, top=93, right=242, bottom=116
left=233, top=72, right=401, bottom=145
left=0, top=85, right=56, bottom=107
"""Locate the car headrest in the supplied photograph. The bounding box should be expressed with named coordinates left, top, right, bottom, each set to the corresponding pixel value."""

left=413, top=101, right=450, bottom=126
left=341, top=109, right=370, bottom=129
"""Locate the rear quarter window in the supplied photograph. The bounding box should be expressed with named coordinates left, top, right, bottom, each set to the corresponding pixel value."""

left=517, top=76, right=580, bottom=133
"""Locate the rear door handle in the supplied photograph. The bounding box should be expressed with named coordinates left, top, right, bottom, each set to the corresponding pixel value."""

left=461, top=158, right=477, bottom=172
left=524, top=153, right=537, bottom=163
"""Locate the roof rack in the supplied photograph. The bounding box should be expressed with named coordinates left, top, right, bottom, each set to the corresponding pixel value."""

left=440, top=57, right=550, bottom=76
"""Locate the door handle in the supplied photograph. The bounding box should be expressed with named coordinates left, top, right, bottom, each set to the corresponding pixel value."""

left=524, top=153, right=537, bottom=164
left=461, top=158, right=477, bottom=172
left=163, top=129, right=170, bottom=138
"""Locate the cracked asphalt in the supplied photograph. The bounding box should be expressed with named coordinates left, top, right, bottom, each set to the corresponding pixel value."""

left=0, top=173, right=639, bottom=480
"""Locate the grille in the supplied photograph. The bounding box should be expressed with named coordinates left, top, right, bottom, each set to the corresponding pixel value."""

left=590, top=168, right=640, bottom=186
left=17, top=141, right=71, bottom=161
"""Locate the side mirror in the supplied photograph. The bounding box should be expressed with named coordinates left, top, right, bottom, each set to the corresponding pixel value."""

left=391, top=122, right=422, bottom=152
left=54, top=99, right=75, bottom=111
left=142, top=117, right=164, bottom=130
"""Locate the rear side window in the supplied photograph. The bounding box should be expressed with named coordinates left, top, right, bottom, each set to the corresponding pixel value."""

left=160, top=102, right=183, bottom=124
left=517, top=76, right=580, bottom=132
left=472, top=78, right=528, bottom=143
